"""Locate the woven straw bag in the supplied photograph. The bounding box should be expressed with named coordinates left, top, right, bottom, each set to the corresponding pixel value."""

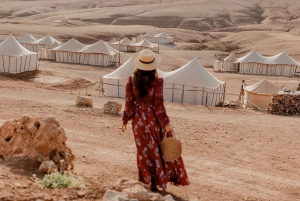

left=160, top=131, right=182, bottom=162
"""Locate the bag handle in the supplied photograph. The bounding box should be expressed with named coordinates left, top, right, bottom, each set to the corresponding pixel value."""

left=163, top=129, right=176, bottom=139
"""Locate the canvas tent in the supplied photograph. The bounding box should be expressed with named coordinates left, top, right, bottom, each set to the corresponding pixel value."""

left=243, top=79, right=283, bottom=110
left=79, top=40, right=122, bottom=66
left=0, top=35, right=38, bottom=74
left=223, top=53, right=237, bottom=72
left=235, top=50, right=299, bottom=76
left=18, top=34, right=37, bottom=51
left=111, top=37, right=134, bottom=52
left=102, top=57, right=170, bottom=98
left=137, top=32, right=174, bottom=44
left=108, top=38, right=118, bottom=44
left=131, top=39, right=158, bottom=52
left=213, top=60, right=222, bottom=71
left=53, top=38, right=122, bottom=66
left=61, top=15, right=69, bottom=22
left=52, top=38, right=87, bottom=64
left=163, top=58, right=225, bottom=106
left=38, top=41, right=60, bottom=60
left=31, top=35, right=61, bottom=53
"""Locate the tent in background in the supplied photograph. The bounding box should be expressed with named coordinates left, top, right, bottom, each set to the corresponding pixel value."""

left=137, top=32, right=174, bottom=44
left=31, top=35, right=61, bottom=52
left=163, top=58, right=225, bottom=106
left=18, top=34, right=37, bottom=51
left=243, top=79, right=283, bottom=110
left=79, top=40, right=123, bottom=66
left=235, top=50, right=299, bottom=76
left=131, top=39, right=158, bottom=52
left=102, top=57, right=170, bottom=98
left=52, top=38, right=87, bottom=64
left=61, top=15, right=69, bottom=22
left=111, top=37, right=134, bottom=52
left=38, top=41, right=60, bottom=60
left=223, top=53, right=237, bottom=72
left=0, top=35, right=37, bottom=74
left=213, top=60, right=222, bottom=72
left=108, top=38, right=118, bottom=44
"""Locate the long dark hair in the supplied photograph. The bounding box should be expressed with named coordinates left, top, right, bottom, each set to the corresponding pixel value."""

left=132, top=68, right=157, bottom=98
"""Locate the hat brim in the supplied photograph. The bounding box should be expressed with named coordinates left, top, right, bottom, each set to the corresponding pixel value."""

left=131, top=52, right=162, bottom=71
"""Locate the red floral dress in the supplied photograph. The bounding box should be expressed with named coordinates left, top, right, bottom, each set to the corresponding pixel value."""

left=123, top=76, right=190, bottom=190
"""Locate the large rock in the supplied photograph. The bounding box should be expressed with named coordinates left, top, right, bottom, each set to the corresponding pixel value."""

left=103, top=101, right=122, bottom=115
left=0, top=116, right=75, bottom=172
left=76, top=96, right=93, bottom=108
left=122, top=184, right=149, bottom=200
left=103, top=190, right=129, bottom=201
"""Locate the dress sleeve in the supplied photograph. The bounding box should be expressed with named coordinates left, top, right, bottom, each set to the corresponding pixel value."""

left=122, top=77, right=135, bottom=124
left=153, top=78, right=170, bottom=127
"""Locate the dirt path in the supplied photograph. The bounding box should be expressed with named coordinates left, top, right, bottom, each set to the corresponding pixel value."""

left=1, top=60, right=300, bottom=200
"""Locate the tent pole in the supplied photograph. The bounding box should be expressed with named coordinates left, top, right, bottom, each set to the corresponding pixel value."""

left=28, top=54, right=31, bottom=71
left=172, top=83, right=174, bottom=102
left=181, top=85, right=185, bottom=103
left=223, top=82, right=226, bottom=108
left=2, top=55, right=5, bottom=72
left=99, top=77, right=102, bottom=97
left=8, top=56, right=10, bottom=73
left=118, top=79, right=120, bottom=98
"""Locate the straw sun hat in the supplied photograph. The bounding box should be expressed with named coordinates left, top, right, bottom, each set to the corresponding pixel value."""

left=131, top=49, right=162, bottom=71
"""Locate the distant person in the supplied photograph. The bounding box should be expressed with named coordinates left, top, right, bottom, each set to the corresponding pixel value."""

left=296, top=83, right=300, bottom=91
left=121, top=50, right=190, bottom=192
left=239, top=80, right=246, bottom=100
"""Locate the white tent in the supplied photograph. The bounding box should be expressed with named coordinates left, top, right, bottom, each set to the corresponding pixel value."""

left=102, top=57, right=170, bottom=98
left=137, top=32, right=174, bottom=44
left=18, top=34, right=37, bottom=51
left=61, top=15, right=69, bottom=22
left=131, top=39, right=158, bottom=52
left=243, top=79, right=283, bottom=110
left=108, top=38, right=118, bottom=44
left=223, top=53, right=237, bottom=72
left=0, top=35, right=38, bottom=74
left=154, top=32, right=174, bottom=43
left=111, top=37, right=134, bottom=52
left=264, top=51, right=299, bottom=76
left=38, top=41, right=60, bottom=60
left=163, top=58, right=225, bottom=106
left=79, top=40, right=123, bottom=66
left=52, top=38, right=87, bottom=64
left=213, top=60, right=222, bottom=72
left=236, top=50, right=298, bottom=76
left=31, top=35, right=61, bottom=53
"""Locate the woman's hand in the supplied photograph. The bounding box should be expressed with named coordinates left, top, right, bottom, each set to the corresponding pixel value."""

left=121, top=123, right=127, bottom=132
left=164, top=123, right=173, bottom=134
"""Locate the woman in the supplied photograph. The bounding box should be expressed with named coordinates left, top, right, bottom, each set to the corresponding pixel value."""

left=121, top=50, right=189, bottom=191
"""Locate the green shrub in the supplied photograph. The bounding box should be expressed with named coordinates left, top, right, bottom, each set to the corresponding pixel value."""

left=35, top=172, right=84, bottom=189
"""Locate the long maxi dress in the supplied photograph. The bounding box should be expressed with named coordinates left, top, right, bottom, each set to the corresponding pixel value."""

left=123, top=76, right=190, bottom=190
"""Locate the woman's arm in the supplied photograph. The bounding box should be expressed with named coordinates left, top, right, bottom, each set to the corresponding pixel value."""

left=122, top=77, right=135, bottom=125
left=153, top=78, right=170, bottom=128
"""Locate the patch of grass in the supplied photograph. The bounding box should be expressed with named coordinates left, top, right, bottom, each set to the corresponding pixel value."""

left=34, top=172, right=84, bottom=189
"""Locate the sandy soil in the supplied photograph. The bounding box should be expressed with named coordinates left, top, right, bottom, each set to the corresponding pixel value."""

left=1, top=0, right=300, bottom=200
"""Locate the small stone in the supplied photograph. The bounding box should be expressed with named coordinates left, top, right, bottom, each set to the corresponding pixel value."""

left=39, top=161, right=58, bottom=173
left=44, top=194, right=53, bottom=201
left=77, top=190, right=86, bottom=198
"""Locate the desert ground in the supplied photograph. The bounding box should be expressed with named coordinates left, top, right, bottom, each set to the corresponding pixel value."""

left=1, top=0, right=300, bottom=200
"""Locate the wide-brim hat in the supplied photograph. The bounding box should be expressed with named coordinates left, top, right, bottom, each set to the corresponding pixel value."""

left=131, top=49, right=162, bottom=71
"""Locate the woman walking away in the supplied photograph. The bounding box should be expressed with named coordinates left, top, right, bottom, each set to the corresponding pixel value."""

left=121, top=50, right=190, bottom=192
